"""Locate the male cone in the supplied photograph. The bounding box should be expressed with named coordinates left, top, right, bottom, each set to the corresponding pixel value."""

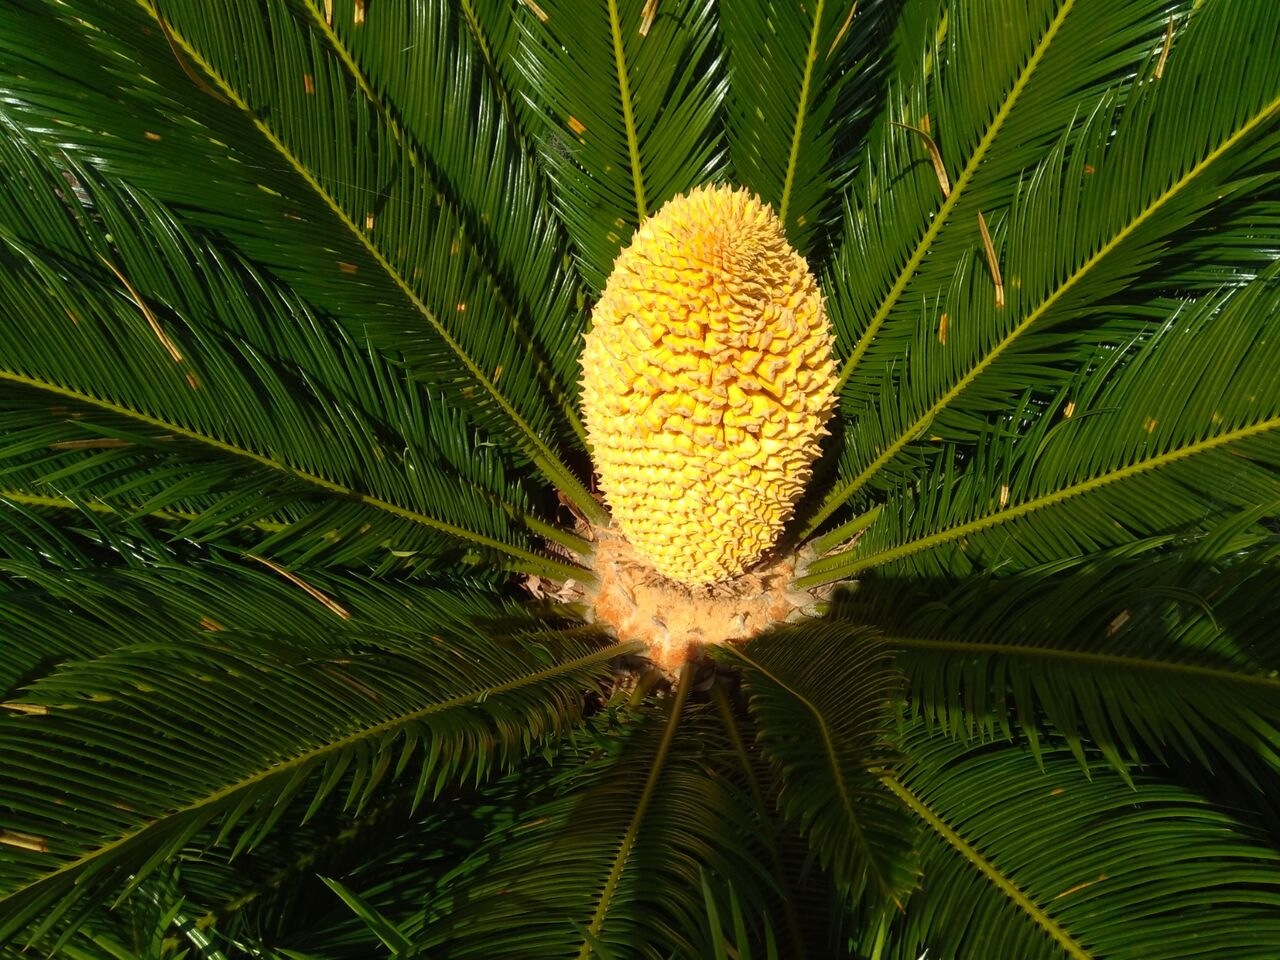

left=581, top=185, right=837, bottom=585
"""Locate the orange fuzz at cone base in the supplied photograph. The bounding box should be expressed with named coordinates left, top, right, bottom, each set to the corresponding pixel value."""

left=581, top=185, right=836, bottom=585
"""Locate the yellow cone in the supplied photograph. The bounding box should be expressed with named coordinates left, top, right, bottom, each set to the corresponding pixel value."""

left=581, top=185, right=836, bottom=584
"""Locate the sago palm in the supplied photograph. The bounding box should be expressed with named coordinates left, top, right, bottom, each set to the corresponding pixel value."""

left=0, top=0, right=1277, bottom=956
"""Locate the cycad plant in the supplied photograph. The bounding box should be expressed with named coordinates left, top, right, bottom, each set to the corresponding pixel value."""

left=1, top=0, right=1278, bottom=956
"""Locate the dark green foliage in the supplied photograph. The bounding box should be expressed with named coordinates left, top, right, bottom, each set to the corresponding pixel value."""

left=0, top=1, right=1277, bottom=957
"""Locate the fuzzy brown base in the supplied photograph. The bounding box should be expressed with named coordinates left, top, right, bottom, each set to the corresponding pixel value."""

left=578, top=524, right=820, bottom=672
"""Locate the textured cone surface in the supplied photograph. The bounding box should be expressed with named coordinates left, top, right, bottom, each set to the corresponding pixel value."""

left=581, top=185, right=836, bottom=584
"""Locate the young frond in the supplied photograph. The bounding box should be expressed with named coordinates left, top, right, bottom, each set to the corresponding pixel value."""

left=721, top=0, right=895, bottom=252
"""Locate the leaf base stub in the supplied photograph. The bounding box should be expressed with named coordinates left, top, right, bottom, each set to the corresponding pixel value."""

left=581, top=524, right=817, bottom=672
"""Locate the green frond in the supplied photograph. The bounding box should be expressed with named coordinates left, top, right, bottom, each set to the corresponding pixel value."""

left=803, top=272, right=1280, bottom=583
left=0, top=506, right=564, bottom=698
left=836, top=514, right=1280, bottom=780
left=318, top=877, right=413, bottom=957
left=876, top=723, right=1280, bottom=959
left=698, top=871, right=780, bottom=960
left=43, top=868, right=231, bottom=960
left=0, top=134, right=585, bottom=579
left=398, top=695, right=780, bottom=959
left=711, top=681, right=868, bottom=960
left=1, top=0, right=1278, bottom=954
left=826, top=0, right=1138, bottom=401
left=719, top=624, right=917, bottom=907
left=90, top=767, right=555, bottom=960
left=0, top=0, right=603, bottom=520
left=721, top=0, right=895, bottom=251
left=456, top=0, right=531, bottom=138
left=806, top=0, right=1280, bottom=534
left=0, top=607, right=632, bottom=949
left=201, top=759, right=576, bottom=959
left=827, top=0, right=1220, bottom=399
left=513, top=0, right=727, bottom=290
left=296, top=0, right=591, bottom=444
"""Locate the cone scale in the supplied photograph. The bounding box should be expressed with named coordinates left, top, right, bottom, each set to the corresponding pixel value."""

left=581, top=185, right=836, bottom=585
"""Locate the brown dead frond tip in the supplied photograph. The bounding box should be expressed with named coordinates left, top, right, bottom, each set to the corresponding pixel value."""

left=640, top=0, right=658, bottom=36
left=522, top=0, right=549, bottom=23
left=1107, top=610, right=1131, bottom=636
left=98, top=254, right=184, bottom=363
left=1, top=702, right=49, bottom=716
left=1154, top=17, right=1174, bottom=80
left=247, top=554, right=350, bottom=620
left=48, top=437, right=133, bottom=450
left=977, top=210, right=1004, bottom=308
left=0, top=830, right=48, bottom=853
left=890, top=121, right=951, bottom=198
left=827, top=3, right=859, bottom=59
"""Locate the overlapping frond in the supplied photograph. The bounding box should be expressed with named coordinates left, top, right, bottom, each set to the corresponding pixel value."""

left=389, top=694, right=779, bottom=959
left=4, top=678, right=544, bottom=957
left=0, top=584, right=632, bottom=949
left=296, top=0, right=590, bottom=438
left=513, top=0, right=728, bottom=290
left=825, top=0, right=1173, bottom=402
left=0, top=132, right=588, bottom=579
left=0, top=0, right=602, bottom=519
left=0, top=504, right=552, bottom=698
left=0, top=0, right=1278, bottom=954
left=877, top=724, right=1280, bottom=959
left=836, top=513, right=1280, bottom=779
left=803, top=272, right=1280, bottom=583
left=721, top=0, right=894, bottom=251
left=719, top=624, right=917, bottom=906
left=806, top=0, right=1280, bottom=533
